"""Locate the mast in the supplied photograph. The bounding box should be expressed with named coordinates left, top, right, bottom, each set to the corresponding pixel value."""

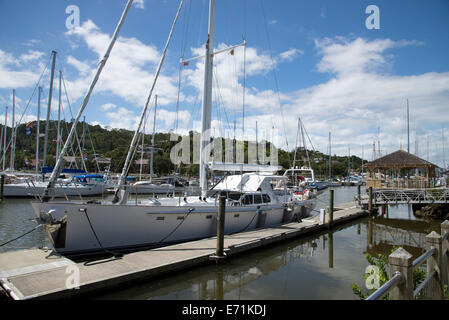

left=56, top=70, right=62, bottom=159
left=36, top=87, right=41, bottom=174
left=150, top=95, right=157, bottom=183
left=361, top=145, right=364, bottom=174
left=10, top=89, right=15, bottom=171
left=328, top=132, right=331, bottom=180
left=139, top=113, right=146, bottom=180
left=43, top=0, right=134, bottom=202
left=256, top=120, right=258, bottom=164
left=199, top=0, right=215, bottom=199
left=82, top=116, right=86, bottom=158
left=112, top=0, right=184, bottom=204
left=43, top=51, right=57, bottom=168
left=2, top=106, right=7, bottom=171
left=300, top=118, right=311, bottom=170
left=407, top=99, right=410, bottom=153
left=293, top=117, right=300, bottom=168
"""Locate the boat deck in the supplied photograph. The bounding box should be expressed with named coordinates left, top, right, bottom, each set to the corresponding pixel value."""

left=0, top=202, right=368, bottom=300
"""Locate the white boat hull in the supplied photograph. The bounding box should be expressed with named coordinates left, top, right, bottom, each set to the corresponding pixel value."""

left=3, top=183, right=105, bottom=197
left=31, top=199, right=315, bottom=257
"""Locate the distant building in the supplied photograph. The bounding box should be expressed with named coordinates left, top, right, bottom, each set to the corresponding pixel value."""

left=365, top=150, right=439, bottom=189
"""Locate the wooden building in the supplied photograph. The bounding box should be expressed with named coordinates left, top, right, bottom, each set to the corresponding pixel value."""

left=365, top=150, right=438, bottom=189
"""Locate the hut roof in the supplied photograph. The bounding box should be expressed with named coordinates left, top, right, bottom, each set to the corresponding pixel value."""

left=365, top=150, right=438, bottom=169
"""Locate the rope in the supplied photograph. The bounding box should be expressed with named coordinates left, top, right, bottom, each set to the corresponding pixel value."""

left=0, top=224, right=44, bottom=247
left=81, top=208, right=123, bottom=258
left=235, top=208, right=260, bottom=234
left=158, top=207, right=195, bottom=243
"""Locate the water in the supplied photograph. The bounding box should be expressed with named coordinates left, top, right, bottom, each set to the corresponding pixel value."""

left=0, top=186, right=444, bottom=299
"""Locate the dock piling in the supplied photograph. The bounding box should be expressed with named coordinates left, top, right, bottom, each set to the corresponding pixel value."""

left=357, top=185, right=361, bottom=206
left=210, top=195, right=227, bottom=262
left=368, top=187, right=373, bottom=212
left=328, top=189, right=334, bottom=228
left=0, top=174, right=3, bottom=202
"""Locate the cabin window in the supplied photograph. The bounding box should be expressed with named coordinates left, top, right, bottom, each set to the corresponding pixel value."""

left=242, top=195, right=253, bottom=205
left=262, top=194, right=271, bottom=203
left=253, top=194, right=262, bottom=204
left=227, top=193, right=241, bottom=201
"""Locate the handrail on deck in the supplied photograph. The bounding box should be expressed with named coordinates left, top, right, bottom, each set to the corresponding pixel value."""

left=367, top=220, right=449, bottom=300
left=366, top=272, right=403, bottom=300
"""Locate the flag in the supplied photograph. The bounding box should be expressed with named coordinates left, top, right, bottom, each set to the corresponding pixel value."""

left=183, top=62, right=189, bottom=66
left=230, top=49, right=234, bottom=56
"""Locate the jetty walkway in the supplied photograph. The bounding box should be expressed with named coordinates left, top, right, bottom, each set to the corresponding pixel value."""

left=0, top=202, right=368, bottom=300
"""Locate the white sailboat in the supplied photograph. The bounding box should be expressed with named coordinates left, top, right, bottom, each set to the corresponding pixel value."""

left=31, top=0, right=315, bottom=257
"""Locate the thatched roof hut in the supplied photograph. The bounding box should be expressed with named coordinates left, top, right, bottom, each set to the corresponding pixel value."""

left=365, top=150, right=438, bottom=189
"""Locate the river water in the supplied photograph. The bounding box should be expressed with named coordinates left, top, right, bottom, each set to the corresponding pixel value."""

left=0, top=186, right=444, bottom=299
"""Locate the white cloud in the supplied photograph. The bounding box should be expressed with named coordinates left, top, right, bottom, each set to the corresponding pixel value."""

left=66, top=56, right=91, bottom=76
left=0, top=49, right=44, bottom=88
left=279, top=48, right=304, bottom=62
left=100, top=103, right=117, bottom=111
left=64, top=20, right=179, bottom=107
left=19, top=50, right=45, bottom=63
left=23, top=39, right=42, bottom=47
left=278, top=37, right=449, bottom=167
left=134, top=0, right=145, bottom=9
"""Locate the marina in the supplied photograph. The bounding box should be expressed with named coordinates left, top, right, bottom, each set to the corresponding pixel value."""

left=0, top=186, right=446, bottom=300
left=0, top=190, right=367, bottom=300
left=0, top=0, right=448, bottom=305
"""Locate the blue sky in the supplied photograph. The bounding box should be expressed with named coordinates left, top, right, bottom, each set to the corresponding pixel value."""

left=0, top=0, right=448, bottom=168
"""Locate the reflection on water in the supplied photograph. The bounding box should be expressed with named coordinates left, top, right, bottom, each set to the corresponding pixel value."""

left=0, top=187, right=445, bottom=299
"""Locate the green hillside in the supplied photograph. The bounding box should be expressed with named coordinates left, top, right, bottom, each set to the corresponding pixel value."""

left=2, top=120, right=366, bottom=178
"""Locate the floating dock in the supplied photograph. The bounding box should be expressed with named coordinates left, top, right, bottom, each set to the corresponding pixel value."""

left=0, top=202, right=369, bottom=300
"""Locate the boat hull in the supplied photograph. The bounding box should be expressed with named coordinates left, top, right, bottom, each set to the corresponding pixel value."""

left=31, top=199, right=315, bottom=257
left=3, top=183, right=105, bottom=197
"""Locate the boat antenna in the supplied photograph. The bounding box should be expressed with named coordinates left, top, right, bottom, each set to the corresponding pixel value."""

left=42, top=0, right=134, bottom=202
left=113, top=0, right=185, bottom=204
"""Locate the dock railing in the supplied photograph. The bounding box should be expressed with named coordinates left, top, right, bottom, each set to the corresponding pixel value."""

left=367, top=220, right=449, bottom=300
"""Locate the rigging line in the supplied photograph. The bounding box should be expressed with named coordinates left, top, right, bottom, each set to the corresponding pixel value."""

left=302, top=120, right=316, bottom=153
left=0, top=84, right=49, bottom=169
left=259, top=0, right=291, bottom=166
left=213, top=69, right=232, bottom=134
left=242, top=39, right=246, bottom=141
left=58, top=88, right=80, bottom=168
left=174, top=0, right=191, bottom=132
left=61, top=73, right=87, bottom=172
left=14, top=53, right=52, bottom=128
left=86, top=124, right=101, bottom=172
left=44, top=0, right=135, bottom=204
left=114, top=0, right=185, bottom=203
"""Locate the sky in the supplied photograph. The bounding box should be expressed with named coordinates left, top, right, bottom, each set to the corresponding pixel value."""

left=0, top=0, right=448, bottom=169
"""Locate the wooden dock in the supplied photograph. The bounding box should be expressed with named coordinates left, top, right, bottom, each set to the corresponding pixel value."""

left=0, top=202, right=368, bottom=300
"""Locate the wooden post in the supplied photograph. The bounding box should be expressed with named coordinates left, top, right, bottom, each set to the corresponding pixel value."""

left=368, top=187, right=373, bottom=212
left=328, top=230, right=334, bottom=268
left=389, top=247, right=414, bottom=300
left=425, top=231, right=443, bottom=299
left=0, top=174, right=4, bottom=202
left=441, top=220, right=449, bottom=287
left=215, top=269, right=224, bottom=300
left=357, top=184, right=361, bottom=206
left=328, top=189, right=334, bottom=228
left=216, top=195, right=226, bottom=258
